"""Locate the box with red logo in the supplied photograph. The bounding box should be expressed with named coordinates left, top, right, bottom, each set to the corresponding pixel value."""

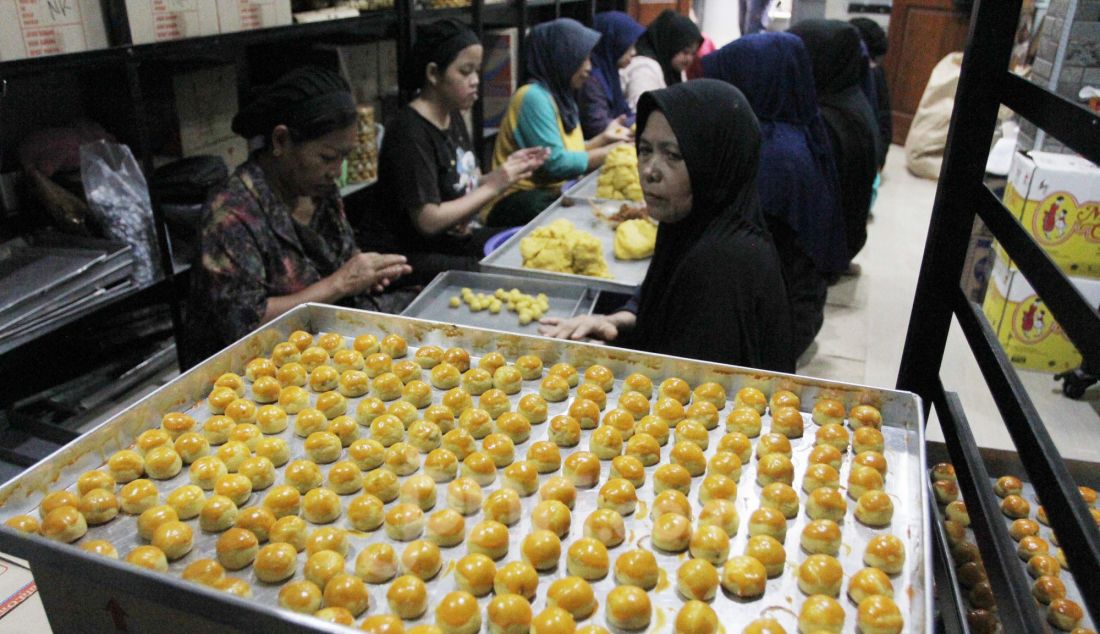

left=1000, top=150, right=1100, bottom=279
left=982, top=251, right=1100, bottom=372
left=0, top=0, right=109, bottom=61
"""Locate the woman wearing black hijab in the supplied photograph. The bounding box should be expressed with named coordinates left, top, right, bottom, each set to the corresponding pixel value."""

left=184, top=67, right=412, bottom=366
left=850, top=17, right=893, bottom=166
left=622, top=10, right=703, bottom=111
left=790, top=19, right=880, bottom=262
left=540, top=80, right=795, bottom=373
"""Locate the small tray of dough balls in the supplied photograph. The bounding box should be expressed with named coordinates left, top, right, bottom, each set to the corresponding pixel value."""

left=929, top=461, right=1099, bottom=634
left=0, top=304, right=932, bottom=633
left=401, top=271, right=600, bottom=334
left=480, top=195, right=653, bottom=295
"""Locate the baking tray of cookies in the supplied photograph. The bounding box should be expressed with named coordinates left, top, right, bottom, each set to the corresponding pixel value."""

left=401, top=271, right=600, bottom=335
left=0, top=304, right=931, bottom=633
left=928, top=457, right=1099, bottom=634
left=479, top=197, right=652, bottom=295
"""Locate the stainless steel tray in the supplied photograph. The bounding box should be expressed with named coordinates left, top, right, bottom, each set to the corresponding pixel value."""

left=562, top=170, right=620, bottom=203
left=929, top=466, right=1098, bottom=633
left=479, top=197, right=652, bottom=294
left=0, top=247, right=107, bottom=316
left=401, top=271, right=600, bottom=334
left=0, top=304, right=931, bottom=633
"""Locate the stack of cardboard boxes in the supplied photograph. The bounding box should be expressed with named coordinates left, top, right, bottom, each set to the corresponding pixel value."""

left=0, top=0, right=294, bottom=60
left=0, top=0, right=109, bottom=61
left=982, top=151, right=1100, bottom=372
left=125, top=0, right=292, bottom=44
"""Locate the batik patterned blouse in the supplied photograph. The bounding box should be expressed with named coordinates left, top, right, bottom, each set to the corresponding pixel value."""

left=184, top=160, right=373, bottom=364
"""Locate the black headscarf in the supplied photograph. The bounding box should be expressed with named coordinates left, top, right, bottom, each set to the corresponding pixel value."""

left=526, top=18, right=601, bottom=133
left=635, top=10, right=703, bottom=87
left=789, top=19, right=880, bottom=260
left=232, top=67, right=356, bottom=142
left=849, top=17, right=888, bottom=58
left=406, top=18, right=481, bottom=93
left=626, top=80, right=795, bottom=373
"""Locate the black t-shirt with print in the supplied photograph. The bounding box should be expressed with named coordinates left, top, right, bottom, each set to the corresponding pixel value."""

left=375, top=106, right=480, bottom=255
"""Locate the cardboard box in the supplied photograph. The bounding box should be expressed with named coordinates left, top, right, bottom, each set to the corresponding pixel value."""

left=217, top=0, right=291, bottom=33
left=174, top=65, right=239, bottom=155
left=326, top=42, right=380, bottom=105
left=377, top=40, right=399, bottom=97
left=482, top=28, right=518, bottom=129
left=982, top=252, right=1100, bottom=372
left=961, top=234, right=995, bottom=303
left=1001, top=150, right=1100, bottom=279
left=0, top=0, right=108, bottom=61
left=124, top=0, right=220, bottom=45
left=189, top=136, right=249, bottom=170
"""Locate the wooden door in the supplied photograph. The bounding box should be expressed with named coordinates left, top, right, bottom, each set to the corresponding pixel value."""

left=626, top=0, right=692, bottom=24
left=883, top=0, right=971, bottom=144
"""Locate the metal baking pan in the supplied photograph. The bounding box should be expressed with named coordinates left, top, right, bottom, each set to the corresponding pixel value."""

left=401, top=271, right=600, bottom=335
left=0, top=247, right=109, bottom=316
left=479, top=197, right=652, bottom=294
left=562, top=170, right=620, bottom=204
left=0, top=304, right=931, bottom=633
left=0, top=256, right=133, bottom=335
left=0, top=280, right=135, bottom=341
left=927, top=446, right=1098, bottom=633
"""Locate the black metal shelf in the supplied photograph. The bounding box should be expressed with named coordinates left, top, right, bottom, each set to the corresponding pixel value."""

left=897, top=0, right=1100, bottom=629
left=0, top=12, right=398, bottom=79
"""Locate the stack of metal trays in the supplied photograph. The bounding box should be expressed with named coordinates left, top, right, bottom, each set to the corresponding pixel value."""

left=401, top=270, right=599, bottom=335
left=0, top=234, right=134, bottom=353
left=479, top=196, right=652, bottom=294
left=0, top=304, right=932, bottom=633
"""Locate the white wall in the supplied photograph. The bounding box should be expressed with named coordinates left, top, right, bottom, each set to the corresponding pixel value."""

left=702, top=0, right=741, bottom=48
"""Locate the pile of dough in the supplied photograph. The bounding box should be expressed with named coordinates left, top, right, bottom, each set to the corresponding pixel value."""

left=614, top=219, right=657, bottom=260
left=519, top=219, right=611, bottom=279
left=596, top=144, right=643, bottom=201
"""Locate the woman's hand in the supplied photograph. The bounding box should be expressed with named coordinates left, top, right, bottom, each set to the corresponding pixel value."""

left=485, top=147, right=550, bottom=192
left=599, top=115, right=634, bottom=146
left=538, top=315, right=620, bottom=342
left=330, top=252, right=412, bottom=297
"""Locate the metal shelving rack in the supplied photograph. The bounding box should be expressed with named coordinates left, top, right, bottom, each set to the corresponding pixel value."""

left=896, top=0, right=1100, bottom=629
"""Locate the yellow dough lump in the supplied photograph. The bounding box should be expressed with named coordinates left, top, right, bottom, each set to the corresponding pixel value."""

left=596, top=144, right=643, bottom=201
left=614, top=218, right=657, bottom=260
left=519, top=219, right=611, bottom=279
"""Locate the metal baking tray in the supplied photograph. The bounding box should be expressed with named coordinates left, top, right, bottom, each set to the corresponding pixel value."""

left=479, top=197, right=652, bottom=294
left=401, top=271, right=600, bottom=335
left=927, top=451, right=1099, bottom=633
left=0, top=304, right=931, bottom=633
left=0, top=257, right=133, bottom=335
left=562, top=170, right=621, bottom=204
left=0, top=247, right=108, bottom=316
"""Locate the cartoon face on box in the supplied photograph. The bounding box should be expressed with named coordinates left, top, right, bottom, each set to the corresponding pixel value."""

left=1030, top=192, right=1100, bottom=247
left=1011, top=297, right=1056, bottom=344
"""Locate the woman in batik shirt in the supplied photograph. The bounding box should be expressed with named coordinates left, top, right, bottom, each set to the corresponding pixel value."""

left=183, top=68, right=412, bottom=366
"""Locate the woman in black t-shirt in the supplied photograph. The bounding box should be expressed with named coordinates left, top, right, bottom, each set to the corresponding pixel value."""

left=373, top=19, right=547, bottom=285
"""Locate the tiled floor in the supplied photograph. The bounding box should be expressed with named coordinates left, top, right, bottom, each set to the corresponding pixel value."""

left=799, top=146, right=1100, bottom=462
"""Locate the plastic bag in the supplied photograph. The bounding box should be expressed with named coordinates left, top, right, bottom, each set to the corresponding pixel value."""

left=80, top=141, right=162, bottom=285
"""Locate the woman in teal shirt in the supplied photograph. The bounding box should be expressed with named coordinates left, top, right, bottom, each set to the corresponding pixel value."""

left=484, top=18, right=633, bottom=226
